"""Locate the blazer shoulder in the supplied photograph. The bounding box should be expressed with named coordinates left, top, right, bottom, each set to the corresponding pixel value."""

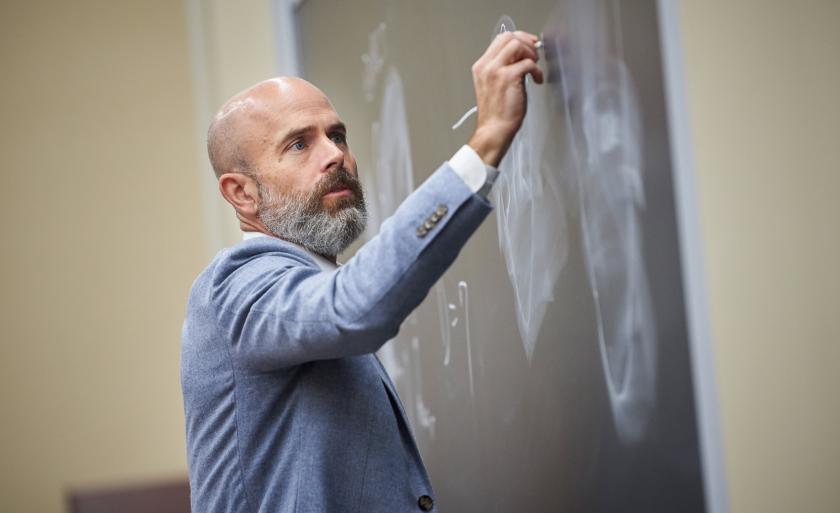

left=198, top=238, right=320, bottom=309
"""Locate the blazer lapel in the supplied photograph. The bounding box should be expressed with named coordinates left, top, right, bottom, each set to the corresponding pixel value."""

left=370, top=354, right=412, bottom=424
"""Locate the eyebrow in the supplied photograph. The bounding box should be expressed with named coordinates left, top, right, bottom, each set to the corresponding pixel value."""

left=277, top=122, right=347, bottom=149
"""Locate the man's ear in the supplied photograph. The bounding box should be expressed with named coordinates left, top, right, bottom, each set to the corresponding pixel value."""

left=218, top=172, right=260, bottom=218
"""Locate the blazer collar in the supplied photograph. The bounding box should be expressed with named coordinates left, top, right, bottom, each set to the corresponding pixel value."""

left=242, top=231, right=338, bottom=272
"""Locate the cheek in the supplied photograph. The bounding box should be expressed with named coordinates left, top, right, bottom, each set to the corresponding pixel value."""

left=260, top=174, right=297, bottom=200
left=269, top=165, right=303, bottom=189
left=294, top=174, right=321, bottom=198
left=345, top=154, right=358, bottom=175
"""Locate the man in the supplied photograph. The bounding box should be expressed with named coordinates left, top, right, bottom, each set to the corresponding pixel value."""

left=182, top=31, right=543, bottom=512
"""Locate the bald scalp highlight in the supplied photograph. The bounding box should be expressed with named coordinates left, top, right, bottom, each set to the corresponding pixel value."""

left=207, top=106, right=253, bottom=178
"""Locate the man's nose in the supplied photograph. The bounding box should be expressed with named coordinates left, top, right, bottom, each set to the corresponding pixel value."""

left=319, top=136, right=345, bottom=173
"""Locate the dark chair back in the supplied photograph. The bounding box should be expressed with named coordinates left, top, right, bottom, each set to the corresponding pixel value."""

left=67, top=479, right=190, bottom=513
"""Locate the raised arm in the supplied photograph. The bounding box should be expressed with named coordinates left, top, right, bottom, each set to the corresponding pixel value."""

left=211, top=163, right=489, bottom=370
left=203, top=31, right=542, bottom=371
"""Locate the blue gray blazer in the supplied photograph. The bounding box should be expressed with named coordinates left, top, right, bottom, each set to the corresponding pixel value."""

left=181, top=162, right=492, bottom=513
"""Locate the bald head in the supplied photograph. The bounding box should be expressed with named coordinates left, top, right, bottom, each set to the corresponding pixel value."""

left=207, top=77, right=334, bottom=178
left=210, top=75, right=363, bottom=257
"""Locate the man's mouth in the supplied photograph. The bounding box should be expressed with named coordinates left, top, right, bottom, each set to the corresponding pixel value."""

left=323, top=187, right=352, bottom=199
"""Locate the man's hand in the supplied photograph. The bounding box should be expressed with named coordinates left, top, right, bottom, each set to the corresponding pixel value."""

left=468, top=31, right=543, bottom=168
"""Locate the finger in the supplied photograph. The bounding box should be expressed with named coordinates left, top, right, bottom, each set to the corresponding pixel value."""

left=492, top=37, right=538, bottom=68
left=510, top=30, right=540, bottom=46
left=506, top=58, right=544, bottom=84
left=480, top=31, right=517, bottom=62
left=475, top=31, right=541, bottom=74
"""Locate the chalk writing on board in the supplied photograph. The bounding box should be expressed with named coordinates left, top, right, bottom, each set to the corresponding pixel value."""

left=492, top=15, right=571, bottom=363
left=435, top=280, right=476, bottom=398
left=494, top=14, right=515, bottom=35
left=435, top=284, right=453, bottom=367
left=361, top=23, right=387, bottom=102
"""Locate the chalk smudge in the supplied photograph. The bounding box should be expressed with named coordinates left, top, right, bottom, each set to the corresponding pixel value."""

left=548, top=0, right=657, bottom=443
left=411, top=335, right=437, bottom=439
left=492, top=14, right=571, bottom=364
left=361, top=41, right=436, bottom=439
left=364, top=67, right=415, bottom=238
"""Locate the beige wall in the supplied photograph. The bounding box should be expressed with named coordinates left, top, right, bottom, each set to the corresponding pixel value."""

left=0, top=0, right=198, bottom=510
left=0, top=0, right=268, bottom=512
left=0, top=0, right=276, bottom=510
left=188, top=0, right=279, bottom=252
left=680, top=1, right=840, bottom=512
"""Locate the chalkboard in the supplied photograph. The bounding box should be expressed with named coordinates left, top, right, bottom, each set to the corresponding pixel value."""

left=294, top=1, right=723, bottom=512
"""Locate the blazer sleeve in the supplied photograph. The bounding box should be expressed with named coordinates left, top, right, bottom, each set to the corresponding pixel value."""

left=210, top=162, right=493, bottom=370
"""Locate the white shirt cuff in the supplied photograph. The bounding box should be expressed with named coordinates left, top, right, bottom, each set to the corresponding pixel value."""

left=448, top=144, right=495, bottom=196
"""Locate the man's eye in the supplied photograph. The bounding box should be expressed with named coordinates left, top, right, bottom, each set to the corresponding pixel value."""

left=330, top=133, right=347, bottom=145
left=291, top=141, right=306, bottom=151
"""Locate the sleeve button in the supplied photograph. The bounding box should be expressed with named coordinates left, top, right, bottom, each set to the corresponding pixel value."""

left=417, top=495, right=434, bottom=511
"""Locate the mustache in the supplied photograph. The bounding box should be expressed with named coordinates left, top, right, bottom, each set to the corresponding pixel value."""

left=313, top=168, right=364, bottom=199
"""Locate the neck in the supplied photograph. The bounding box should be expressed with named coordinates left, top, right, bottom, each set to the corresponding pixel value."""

left=239, top=217, right=273, bottom=238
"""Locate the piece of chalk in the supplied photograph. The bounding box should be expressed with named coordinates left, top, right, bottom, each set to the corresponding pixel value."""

left=451, top=105, right=478, bottom=131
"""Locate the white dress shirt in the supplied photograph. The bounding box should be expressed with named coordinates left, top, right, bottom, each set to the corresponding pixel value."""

left=448, top=144, right=500, bottom=198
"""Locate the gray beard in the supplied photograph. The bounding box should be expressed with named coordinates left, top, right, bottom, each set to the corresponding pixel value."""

left=257, top=181, right=367, bottom=258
